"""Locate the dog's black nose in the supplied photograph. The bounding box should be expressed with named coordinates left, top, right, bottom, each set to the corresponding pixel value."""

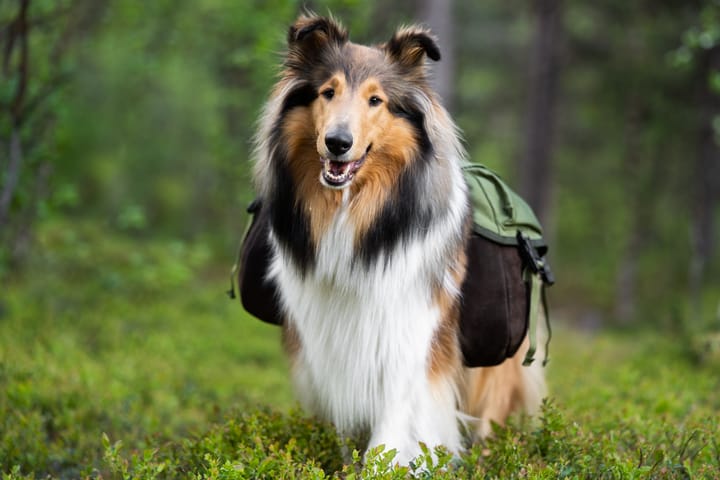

left=325, top=131, right=353, bottom=156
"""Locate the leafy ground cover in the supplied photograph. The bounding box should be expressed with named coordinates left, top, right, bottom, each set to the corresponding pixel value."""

left=1, top=221, right=718, bottom=478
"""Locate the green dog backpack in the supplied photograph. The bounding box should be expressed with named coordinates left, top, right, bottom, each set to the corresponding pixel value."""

left=459, top=164, right=553, bottom=367
left=229, top=163, right=553, bottom=368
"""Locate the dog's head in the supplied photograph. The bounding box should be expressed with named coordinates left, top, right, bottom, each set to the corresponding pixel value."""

left=281, top=14, right=441, bottom=190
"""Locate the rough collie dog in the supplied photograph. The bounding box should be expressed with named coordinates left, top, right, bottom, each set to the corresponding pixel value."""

left=253, top=14, right=545, bottom=465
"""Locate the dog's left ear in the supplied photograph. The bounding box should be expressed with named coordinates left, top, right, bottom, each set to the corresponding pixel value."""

left=384, top=26, right=441, bottom=69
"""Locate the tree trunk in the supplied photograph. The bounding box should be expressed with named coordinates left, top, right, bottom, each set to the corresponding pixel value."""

left=0, top=0, right=30, bottom=235
left=519, top=0, right=562, bottom=227
left=12, top=160, right=51, bottom=260
left=1, top=0, right=101, bottom=261
left=690, top=45, right=720, bottom=320
left=614, top=105, right=644, bottom=324
left=0, top=127, right=22, bottom=232
left=613, top=103, right=662, bottom=324
left=419, top=0, right=455, bottom=112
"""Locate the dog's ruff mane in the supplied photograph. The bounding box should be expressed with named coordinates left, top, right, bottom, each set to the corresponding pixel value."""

left=252, top=14, right=545, bottom=465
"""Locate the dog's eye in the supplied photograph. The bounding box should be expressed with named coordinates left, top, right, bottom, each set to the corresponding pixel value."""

left=368, top=96, right=383, bottom=107
left=321, top=88, right=335, bottom=100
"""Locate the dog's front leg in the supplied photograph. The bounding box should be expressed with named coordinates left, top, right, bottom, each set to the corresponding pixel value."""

left=366, top=379, right=461, bottom=467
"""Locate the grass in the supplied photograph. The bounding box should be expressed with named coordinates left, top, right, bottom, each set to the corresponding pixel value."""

left=1, top=220, right=719, bottom=478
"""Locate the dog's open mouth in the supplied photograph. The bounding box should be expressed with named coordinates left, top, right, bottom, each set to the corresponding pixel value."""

left=320, top=146, right=370, bottom=189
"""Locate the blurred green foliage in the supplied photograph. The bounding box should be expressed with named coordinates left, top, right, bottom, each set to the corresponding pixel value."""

left=2, top=0, right=718, bottom=325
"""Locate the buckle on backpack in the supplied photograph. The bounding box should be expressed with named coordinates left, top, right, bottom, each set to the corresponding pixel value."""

left=516, top=231, right=555, bottom=285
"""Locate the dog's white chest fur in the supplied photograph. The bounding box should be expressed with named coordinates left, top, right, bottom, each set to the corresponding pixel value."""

left=269, top=201, right=461, bottom=462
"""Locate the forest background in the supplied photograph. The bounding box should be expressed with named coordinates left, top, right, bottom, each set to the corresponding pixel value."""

left=3, top=0, right=719, bottom=326
left=1, top=0, right=719, bottom=478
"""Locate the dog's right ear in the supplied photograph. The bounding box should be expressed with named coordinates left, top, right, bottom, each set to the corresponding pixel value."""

left=286, top=15, right=348, bottom=67
left=385, top=26, right=441, bottom=70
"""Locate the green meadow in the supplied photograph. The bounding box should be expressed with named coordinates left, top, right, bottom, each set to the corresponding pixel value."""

left=1, top=221, right=718, bottom=479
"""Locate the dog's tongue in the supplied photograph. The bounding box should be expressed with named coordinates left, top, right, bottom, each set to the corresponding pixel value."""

left=321, top=156, right=365, bottom=187
left=328, top=160, right=351, bottom=176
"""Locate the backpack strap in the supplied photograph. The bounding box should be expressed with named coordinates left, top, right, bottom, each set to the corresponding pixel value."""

left=541, top=284, right=552, bottom=367
left=517, top=231, right=554, bottom=367
left=227, top=199, right=261, bottom=300
left=523, top=270, right=542, bottom=366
